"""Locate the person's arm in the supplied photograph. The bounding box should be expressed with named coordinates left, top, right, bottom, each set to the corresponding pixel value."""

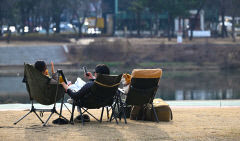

left=61, top=82, right=69, bottom=91
left=51, top=61, right=55, bottom=74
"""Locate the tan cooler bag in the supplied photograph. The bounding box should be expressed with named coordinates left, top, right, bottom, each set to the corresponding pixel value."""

left=146, top=99, right=173, bottom=121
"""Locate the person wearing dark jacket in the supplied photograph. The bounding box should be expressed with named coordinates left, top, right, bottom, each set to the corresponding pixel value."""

left=61, top=64, right=110, bottom=122
left=61, top=64, right=110, bottom=101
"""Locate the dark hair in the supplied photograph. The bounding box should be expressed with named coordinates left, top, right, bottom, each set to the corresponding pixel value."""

left=95, top=64, right=110, bottom=75
left=34, top=60, right=47, bottom=73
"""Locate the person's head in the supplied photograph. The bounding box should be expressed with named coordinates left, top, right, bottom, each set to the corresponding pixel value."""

left=34, top=60, right=47, bottom=73
left=94, top=64, right=110, bottom=76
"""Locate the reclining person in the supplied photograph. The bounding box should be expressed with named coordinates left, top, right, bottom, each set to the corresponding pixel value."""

left=34, top=60, right=57, bottom=83
left=61, top=64, right=110, bottom=122
left=61, top=64, right=110, bottom=101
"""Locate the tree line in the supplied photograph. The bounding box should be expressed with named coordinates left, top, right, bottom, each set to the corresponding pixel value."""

left=120, top=0, right=240, bottom=41
left=0, top=0, right=240, bottom=41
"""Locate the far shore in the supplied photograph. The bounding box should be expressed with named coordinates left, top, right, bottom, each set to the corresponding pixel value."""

left=0, top=41, right=69, bottom=47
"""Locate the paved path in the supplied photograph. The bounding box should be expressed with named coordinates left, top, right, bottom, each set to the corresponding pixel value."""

left=0, top=45, right=67, bottom=65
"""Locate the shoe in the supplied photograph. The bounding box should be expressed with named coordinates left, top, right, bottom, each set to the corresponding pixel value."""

left=74, top=114, right=90, bottom=123
left=52, top=117, right=69, bottom=124
left=67, top=98, right=73, bottom=104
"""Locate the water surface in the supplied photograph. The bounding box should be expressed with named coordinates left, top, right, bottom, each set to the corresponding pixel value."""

left=0, top=70, right=240, bottom=104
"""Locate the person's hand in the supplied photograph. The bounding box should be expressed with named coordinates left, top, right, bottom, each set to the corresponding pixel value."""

left=51, top=61, right=55, bottom=74
left=85, top=72, right=95, bottom=80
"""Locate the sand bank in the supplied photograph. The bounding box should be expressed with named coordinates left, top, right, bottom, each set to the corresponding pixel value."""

left=0, top=107, right=239, bottom=141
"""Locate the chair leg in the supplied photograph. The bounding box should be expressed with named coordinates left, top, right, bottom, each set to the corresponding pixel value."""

left=14, top=105, right=44, bottom=125
left=116, top=98, right=121, bottom=121
left=152, top=103, right=159, bottom=123
left=33, top=111, right=44, bottom=123
left=119, top=98, right=127, bottom=124
left=64, top=103, right=72, bottom=114
left=100, top=107, right=104, bottom=123
left=79, top=108, right=84, bottom=126
left=113, top=109, right=119, bottom=124
left=70, top=104, right=76, bottom=124
left=43, top=111, right=54, bottom=126
left=82, top=108, right=100, bottom=122
left=110, top=105, right=118, bottom=124
left=106, top=107, right=110, bottom=120
left=110, top=102, right=117, bottom=122
left=14, top=110, right=32, bottom=125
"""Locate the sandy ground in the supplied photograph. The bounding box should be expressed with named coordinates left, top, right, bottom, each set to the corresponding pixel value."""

left=0, top=107, right=240, bottom=141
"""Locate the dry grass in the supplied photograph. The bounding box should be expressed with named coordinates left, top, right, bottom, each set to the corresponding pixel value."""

left=0, top=107, right=240, bottom=141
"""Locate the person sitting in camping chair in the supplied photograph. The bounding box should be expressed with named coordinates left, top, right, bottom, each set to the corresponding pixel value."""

left=34, top=60, right=58, bottom=84
left=61, top=64, right=110, bottom=122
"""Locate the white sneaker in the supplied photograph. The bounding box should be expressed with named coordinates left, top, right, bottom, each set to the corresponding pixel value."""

left=67, top=98, right=73, bottom=104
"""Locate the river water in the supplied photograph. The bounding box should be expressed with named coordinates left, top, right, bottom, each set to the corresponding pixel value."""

left=0, top=45, right=239, bottom=104
left=1, top=70, right=240, bottom=104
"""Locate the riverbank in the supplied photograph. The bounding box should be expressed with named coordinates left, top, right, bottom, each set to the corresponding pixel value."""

left=0, top=107, right=239, bottom=141
left=67, top=37, right=240, bottom=70
left=1, top=37, right=240, bottom=71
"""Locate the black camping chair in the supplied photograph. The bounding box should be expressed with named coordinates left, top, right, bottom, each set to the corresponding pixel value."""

left=70, top=73, right=122, bottom=125
left=113, top=69, right=162, bottom=123
left=14, top=64, right=70, bottom=126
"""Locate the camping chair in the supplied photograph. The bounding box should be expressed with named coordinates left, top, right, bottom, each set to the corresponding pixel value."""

left=113, top=69, right=162, bottom=123
left=70, top=73, right=122, bottom=125
left=14, top=64, right=70, bottom=126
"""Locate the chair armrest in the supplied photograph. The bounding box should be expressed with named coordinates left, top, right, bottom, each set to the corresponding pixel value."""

left=118, top=88, right=126, bottom=94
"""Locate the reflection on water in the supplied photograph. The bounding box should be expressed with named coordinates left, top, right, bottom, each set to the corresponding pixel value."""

left=157, top=70, right=240, bottom=100
left=0, top=70, right=240, bottom=103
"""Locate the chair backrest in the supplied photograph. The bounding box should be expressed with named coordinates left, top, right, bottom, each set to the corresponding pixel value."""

left=24, top=64, right=65, bottom=105
left=126, top=69, right=162, bottom=105
left=81, top=74, right=122, bottom=109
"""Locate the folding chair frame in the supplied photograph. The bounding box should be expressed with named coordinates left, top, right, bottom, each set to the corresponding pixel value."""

left=112, top=87, right=160, bottom=123
left=70, top=100, right=119, bottom=125
left=14, top=70, right=70, bottom=126
left=109, top=90, right=127, bottom=124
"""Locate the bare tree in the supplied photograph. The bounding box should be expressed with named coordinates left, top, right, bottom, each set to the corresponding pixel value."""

left=228, top=0, right=240, bottom=42
left=51, top=0, right=68, bottom=33
left=39, top=0, right=53, bottom=36
left=68, top=0, right=90, bottom=37
left=189, top=0, right=206, bottom=41
left=220, top=0, right=228, bottom=38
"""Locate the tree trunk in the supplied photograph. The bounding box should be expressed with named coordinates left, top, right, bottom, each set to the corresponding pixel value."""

left=154, top=13, right=159, bottom=37
left=78, top=24, right=83, bottom=38
left=0, top=24, right=2, bottom=37
left=167, top=15, right=171, bottom=41
left=6, top=25, right=11, bottom=44
left=182, top=18, right=185, bottom=38
left=136, top=12, right=141, bottom=37
left=221, top=10, right=226, bottom=38
left=55, top=15, right=61, bottom=33
left=78, top=16, right=86, bottom=38
left=189, top=0, right=206, bottom=41
left=150, top=17, right=153, bottom=37
left=46, top=23, right=50, bottom=36
left=232, top=15, right=236, bottom=42
left=171, top=18, right=175, bottom=38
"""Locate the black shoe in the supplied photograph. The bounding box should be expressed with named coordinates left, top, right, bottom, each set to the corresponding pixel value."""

left=74, top=114, right=90, bottom=123
left=52, top=117, right=69, bottom=124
